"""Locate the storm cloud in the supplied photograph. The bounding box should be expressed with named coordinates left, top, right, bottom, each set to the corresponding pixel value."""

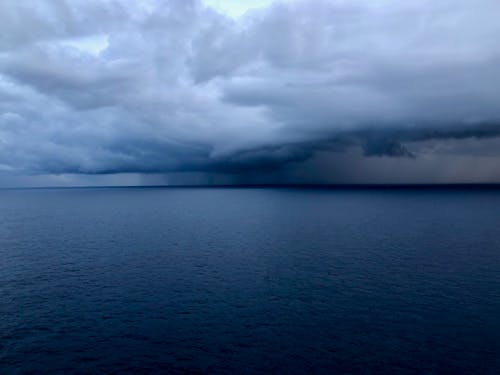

left=1, top=0, right=500, bottom=185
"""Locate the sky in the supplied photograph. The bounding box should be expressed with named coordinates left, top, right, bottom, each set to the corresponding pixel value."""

left=1, top=0, right=500, bottom=186
left=202, top=0, right=288, bottom=18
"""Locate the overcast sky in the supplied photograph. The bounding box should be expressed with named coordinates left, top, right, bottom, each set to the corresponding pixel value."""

left=1, top=0, right=500, bottom=186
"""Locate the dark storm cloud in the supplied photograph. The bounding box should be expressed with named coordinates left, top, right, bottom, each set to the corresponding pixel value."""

left=355, top=122, right=500, bottom=158
left=1, top=0, right=500, bottom=183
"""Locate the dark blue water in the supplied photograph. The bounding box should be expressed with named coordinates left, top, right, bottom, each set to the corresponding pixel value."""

left=0, top=188, right=499, bottom=374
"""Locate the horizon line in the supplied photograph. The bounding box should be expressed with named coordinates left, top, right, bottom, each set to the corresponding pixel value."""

left=3, top=183, right=500, bottom=191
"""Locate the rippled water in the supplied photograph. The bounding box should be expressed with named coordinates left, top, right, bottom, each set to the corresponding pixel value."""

left=0, top=187, right=499, bottom=373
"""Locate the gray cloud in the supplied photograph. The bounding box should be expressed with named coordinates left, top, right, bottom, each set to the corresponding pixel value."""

left=1, top=0, right=500, bottom=185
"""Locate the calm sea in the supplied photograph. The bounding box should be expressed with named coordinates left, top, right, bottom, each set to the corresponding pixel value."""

left=0, top=187, right=499, bottom=373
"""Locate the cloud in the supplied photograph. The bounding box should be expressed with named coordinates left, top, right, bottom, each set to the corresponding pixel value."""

left=1, top=0, right=500, bottom=184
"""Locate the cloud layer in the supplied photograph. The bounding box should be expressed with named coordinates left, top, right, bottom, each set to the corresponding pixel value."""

left=1, top=0, right=500, bottom=184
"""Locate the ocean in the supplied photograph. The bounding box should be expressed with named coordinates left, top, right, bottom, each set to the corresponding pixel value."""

left=0, top=187, right=499, bottom=373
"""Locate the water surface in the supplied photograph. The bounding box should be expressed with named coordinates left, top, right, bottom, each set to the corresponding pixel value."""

left=0, top=187, right=499, bottom=373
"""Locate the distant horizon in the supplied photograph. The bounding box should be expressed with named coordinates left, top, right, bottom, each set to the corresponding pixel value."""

left=4, top=182, right=500, bottom=191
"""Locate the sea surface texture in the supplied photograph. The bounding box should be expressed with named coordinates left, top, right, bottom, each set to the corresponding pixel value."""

left=0, top=187, right=499, bottom=374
